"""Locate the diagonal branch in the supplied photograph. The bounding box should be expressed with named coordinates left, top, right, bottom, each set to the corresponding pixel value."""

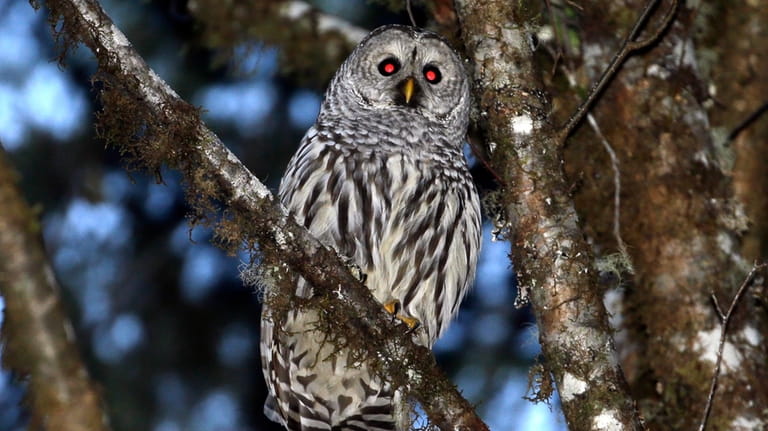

left=33, top=0, right=488, bottom=429
left=559, top=0, right=678, bottom=142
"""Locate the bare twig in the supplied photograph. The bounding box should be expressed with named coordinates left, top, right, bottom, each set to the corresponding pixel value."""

left=406, top=0, right=417, bottom=27
left=698, top=262, right=767, bottom=431
left=559, top=0, right=679, bottom=143
left=726, top=100, right=768, bottom=143
left=586, top=113, right=632, bottom=266
left=710, top=294, right=726, bottom=322
left=467, top=137, right=505, bottom=186
left=560, top=61, right=632, bottom=265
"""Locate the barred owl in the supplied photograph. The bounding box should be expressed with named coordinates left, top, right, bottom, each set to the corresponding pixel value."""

left=260, top=25, right=481, bottom=430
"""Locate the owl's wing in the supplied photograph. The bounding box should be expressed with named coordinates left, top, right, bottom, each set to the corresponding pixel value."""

left=278, top=125, right=384, bottom=276
left=265, top=127, right=401, bottom=430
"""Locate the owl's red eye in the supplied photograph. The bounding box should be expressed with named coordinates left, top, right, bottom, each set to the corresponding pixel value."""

left=378, top=58, right=400, bottom=76
left=423, top=65, right=442, bottom=84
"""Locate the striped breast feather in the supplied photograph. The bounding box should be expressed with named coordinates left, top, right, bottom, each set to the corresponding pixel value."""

left=279, top=129, right=388, bottom=274
left=279, top=130, right=482, bottom=346
left=375, top=158, right=481, bottom=346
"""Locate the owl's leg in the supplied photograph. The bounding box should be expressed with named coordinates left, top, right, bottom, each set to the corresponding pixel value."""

left=383, top=300, right=420, bottom=331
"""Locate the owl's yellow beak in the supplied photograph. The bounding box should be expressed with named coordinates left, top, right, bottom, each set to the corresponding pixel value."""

left=402, top=77, right=416, bottom=104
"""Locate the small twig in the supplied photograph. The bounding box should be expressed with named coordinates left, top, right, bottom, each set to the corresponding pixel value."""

left=406, top=0, right=417, bottom=27
left=543, top=0, right=584, bottom=76
left=710, top=293, right=725, bottom=322
left=726, top=100, right=768, bottom=143
left=698, top=262, right=767, bottom=431
left=558, top=62, right=631, bottom=265
left=544, top=0, right=565, bottom=76
left=559, top=0, right=679, bottom=143
left=585, top=113, right=632, bottom=266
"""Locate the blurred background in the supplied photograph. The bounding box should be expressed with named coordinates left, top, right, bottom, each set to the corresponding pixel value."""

left=0, top=1, right=565, bottom=429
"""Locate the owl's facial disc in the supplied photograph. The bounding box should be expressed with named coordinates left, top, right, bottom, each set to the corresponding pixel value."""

left=342, top=25, right=469, bottom=123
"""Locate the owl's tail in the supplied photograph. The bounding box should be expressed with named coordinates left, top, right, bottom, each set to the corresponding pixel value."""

left=261, top=310, right=407, bottom=431
left=264, top=391, right=401, bottom=431
left=334, top=398, right=399, bottom=431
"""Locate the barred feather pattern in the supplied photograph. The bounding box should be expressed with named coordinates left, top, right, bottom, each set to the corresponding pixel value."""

left=260, top=25, right=481, bottom=431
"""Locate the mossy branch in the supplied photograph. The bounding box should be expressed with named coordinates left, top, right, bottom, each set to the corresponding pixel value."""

left=32, top=0, right=488, bottom=429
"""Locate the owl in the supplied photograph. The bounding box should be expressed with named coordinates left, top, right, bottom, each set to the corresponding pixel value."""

left=260, top=25, right=481, bottom=430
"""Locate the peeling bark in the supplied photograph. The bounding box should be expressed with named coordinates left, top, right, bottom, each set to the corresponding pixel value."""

left=453, top=2, right=643, bottom=430
left=0, top=147, right=111, bottom=431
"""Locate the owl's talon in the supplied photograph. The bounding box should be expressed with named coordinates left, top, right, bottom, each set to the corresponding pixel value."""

left=399, top=315, right=421, bottom=331
left=383, top=301, right=419, bottom=330
left=383, top=300, right=401, bottom=315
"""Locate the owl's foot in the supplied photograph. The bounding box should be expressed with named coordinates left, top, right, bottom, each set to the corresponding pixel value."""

left=383, top=300, right=421, bottom=330
left=399, top=315, right=421, bottom=332
left=383, top=300, right=400, bottom=315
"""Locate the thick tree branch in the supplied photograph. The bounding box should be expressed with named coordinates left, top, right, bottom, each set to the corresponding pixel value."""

left=34, top=0, right=488, bottom=429
left=0, top=146, right=111, bottom=431
left=454, top=3, right=644, bottom=430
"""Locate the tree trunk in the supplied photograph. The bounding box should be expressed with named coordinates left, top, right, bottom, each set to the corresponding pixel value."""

left=559, top=1, right=768, bottom=429
left=454, top=2, right=645, bottom=430
left=0, top=147, right=112, bottom=431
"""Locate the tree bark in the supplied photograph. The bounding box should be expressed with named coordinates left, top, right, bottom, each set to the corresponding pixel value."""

left=454, top=2, right=644, bottom=430
left=701, top=1, right=768, bottom=263
left=559, top=1, right=768, bottom=429
left=0, top=147, right=111, bottom=431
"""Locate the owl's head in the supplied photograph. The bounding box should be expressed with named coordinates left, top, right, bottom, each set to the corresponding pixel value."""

left=329, top=25, right=470, bottom=127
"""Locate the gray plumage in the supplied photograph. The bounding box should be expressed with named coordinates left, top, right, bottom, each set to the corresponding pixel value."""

left=260, top=24, right=481, bottom=431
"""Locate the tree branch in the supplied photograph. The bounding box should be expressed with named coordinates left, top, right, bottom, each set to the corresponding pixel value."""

left=0, top=146, right=111, bottom=431
left=34, top=0, right=488, bottom=429
left=698, top=262, right=767, bottom=431
left=559, top=0, right=678, bottom=142
left=454, top=2, right=645, bottom=430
